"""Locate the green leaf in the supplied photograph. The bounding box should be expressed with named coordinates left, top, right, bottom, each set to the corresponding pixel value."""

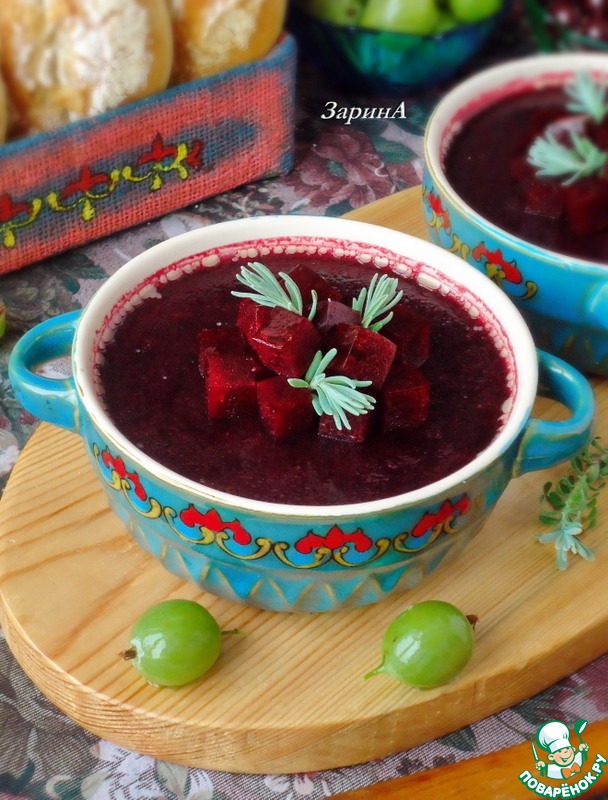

left=566, top=70, right=608, bottom=124
left=352, top=272, right=403, bottom=331
left=287, top=349, right=376, bottom=431
left=537, top=436, right=608, bottom=569
left=232, top=262, right=309, bottom=317
left=527, top=130, right=608, bottom=185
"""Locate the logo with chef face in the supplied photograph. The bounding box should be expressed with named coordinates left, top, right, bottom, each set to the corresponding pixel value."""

left=518, top=720, right=607, bottom=796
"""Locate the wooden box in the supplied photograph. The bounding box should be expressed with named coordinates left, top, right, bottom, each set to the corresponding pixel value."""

left=0, top=34, right=297, bottom=275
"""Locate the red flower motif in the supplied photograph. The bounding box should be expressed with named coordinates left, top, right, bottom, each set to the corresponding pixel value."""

left=472, top=243, right=523, bottom=285
left=428, top=191, right=451, bottom=230
left=184, top=139, right=204, bottom=169
left=61, top=166, right=110, bottom=199
left=179, top=504, right=251, bottom=546
left=0, top=193, right=31, bottom=223
left=137, top=133, right=178, bottom=165
left=411, top=496, right=471, bottom=539
left=101, top=451, right=147, bottom=501
left=295, top=524, right=373, bottom=555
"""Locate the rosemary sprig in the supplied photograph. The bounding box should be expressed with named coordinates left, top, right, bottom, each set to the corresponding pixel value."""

left=537, top=437, right=608, bottom=570
left=527, top=130, right=608, bottom=185
left=566, top=70, right=608, bottom=125
left=232, top=262, right=317, bottom=320
left=288, top=349, right=376, bottom=431
left=352, top=273, right=403, bottom=332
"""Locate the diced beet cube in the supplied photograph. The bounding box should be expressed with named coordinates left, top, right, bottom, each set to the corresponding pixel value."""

left=237, top=299, right=273, bottom=341
left=257, top=377, right=315, bottom=440
left=203, top=351, right=258, bottom=419
left=327, top=323, right=396, bottom=390
left=198, top=327, right=245, bottom=376
left=318, top=409, right=372, bottom=444
left=249, top=307, right=321, bottom=378
left=382, top=304, right=431, bottom=367
left=564, top=176, right=608, bottom=235
left=287, top=264, right=342, bottom=310
left=315, top=299, right=361, bottom=336
left=523, top=177, right=564, bottom=220
left=381, top=363, right=430, bottom=431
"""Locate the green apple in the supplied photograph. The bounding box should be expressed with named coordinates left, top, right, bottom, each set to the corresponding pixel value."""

left=448, top=0, right=503, bottom=23
left=359, top=0, right=442, bottom=36
left=435, top=10, right=461, bottom=32
left=302, top=0, right=365, bottom=26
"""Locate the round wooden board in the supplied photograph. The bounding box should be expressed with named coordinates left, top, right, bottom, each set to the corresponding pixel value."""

left=1, top=187, right=608, bottom=775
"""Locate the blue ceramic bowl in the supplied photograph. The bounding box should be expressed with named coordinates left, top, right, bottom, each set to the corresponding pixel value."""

left=288, top=4, right=506, bottom=94
left=9, top=216, right=594, bottom=612
left=423, top=52, right=608, bottom=376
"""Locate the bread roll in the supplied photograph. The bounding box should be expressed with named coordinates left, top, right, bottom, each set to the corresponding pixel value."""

left=169, top=0, right=286, bottom=83
left=0, top=0, right=174, bottom=137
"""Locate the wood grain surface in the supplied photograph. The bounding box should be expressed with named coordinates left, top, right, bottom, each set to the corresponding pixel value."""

left=0, top=186, right=607, bottom=774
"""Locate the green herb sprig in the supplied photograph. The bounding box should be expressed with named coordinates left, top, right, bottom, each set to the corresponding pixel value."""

left=288, top=349, right=376, bottom=431
left=527, top=130, right=608, bottom=185
left=232, top=262, right=317, bottom=320
left=566, top=70, right=608, bottom=125
left=537, top=437, right=608, bottom=570
left=352, top=273, right=403, bottom=332
left=527, top=69, right=608, bottom=185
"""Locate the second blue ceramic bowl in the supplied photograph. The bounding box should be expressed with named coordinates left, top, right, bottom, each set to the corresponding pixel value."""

left=423, top=52, right=608, bottom=376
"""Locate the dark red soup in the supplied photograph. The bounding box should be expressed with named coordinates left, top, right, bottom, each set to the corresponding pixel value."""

left=444, top=87, right=608, bottom=263
left=98, top=254, right=510, bottom=505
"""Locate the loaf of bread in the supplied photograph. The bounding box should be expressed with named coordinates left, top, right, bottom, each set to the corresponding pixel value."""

left=0, top=0, right=174, bottom=137
left=168, top=0, right=286, bottom=83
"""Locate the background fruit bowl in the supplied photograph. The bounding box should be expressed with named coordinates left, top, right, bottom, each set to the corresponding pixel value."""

left=288, top=0, right=509, bottom=94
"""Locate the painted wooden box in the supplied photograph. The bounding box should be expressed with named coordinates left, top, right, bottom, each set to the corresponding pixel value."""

left=0, top=34, right=297, bottom=275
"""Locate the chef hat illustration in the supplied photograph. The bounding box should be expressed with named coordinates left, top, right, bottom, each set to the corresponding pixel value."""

left=537, top=721, right=572, bottom=753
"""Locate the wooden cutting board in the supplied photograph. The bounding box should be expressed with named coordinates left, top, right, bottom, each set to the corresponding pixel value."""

left=1, top=185, right=607, bottom=774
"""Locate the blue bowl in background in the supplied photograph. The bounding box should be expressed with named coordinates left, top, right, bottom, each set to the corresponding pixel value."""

left=423, top=52, right=608, bottom=376
left=288, top=3, right=507, bottom=94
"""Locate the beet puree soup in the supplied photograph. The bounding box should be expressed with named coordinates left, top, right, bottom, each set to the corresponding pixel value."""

left=97, top=246, right=510, bottom=506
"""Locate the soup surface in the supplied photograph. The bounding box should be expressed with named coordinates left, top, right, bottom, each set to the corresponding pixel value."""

left=98, top=254, right=510, bottom=505
left=444, top=86, right=608, bottom=263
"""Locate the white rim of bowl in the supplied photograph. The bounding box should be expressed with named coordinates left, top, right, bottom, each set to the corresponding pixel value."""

left=424, top=52, right=608, bottom=273
left=75, top=215, right=537, bottom=519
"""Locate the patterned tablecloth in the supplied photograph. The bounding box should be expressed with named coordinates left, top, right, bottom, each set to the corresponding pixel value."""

left=1, top=9, right=608, bottom=800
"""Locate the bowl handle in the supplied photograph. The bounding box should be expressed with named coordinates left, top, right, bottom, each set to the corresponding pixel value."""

left=514, top=349, right=595, bottom=477
left=9, top=310, right=81, bottom=434
left=584, top=281, right=608, bottom=332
